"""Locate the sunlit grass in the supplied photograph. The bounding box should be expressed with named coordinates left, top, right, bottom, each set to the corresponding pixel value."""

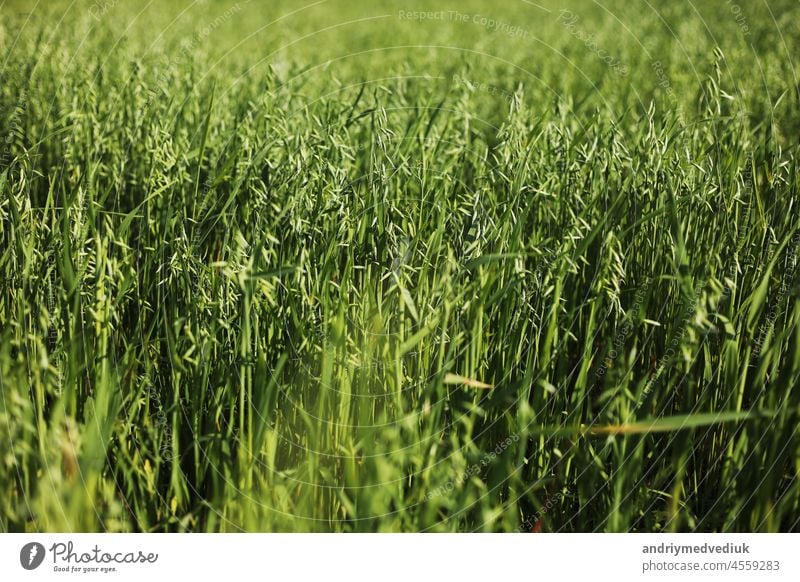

left=1, top=0, right=799, bottom=532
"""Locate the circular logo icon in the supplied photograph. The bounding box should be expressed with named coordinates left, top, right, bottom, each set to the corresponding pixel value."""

left=20, top=542, right=46, bottom=570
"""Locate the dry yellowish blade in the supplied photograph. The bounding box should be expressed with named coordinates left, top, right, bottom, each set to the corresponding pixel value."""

left=443, top=373, right=492, bottom=389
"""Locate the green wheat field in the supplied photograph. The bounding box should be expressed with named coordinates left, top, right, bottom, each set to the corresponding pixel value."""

left=1, top=0, right=799, bottom=532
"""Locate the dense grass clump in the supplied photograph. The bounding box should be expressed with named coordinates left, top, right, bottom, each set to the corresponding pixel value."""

left=1, top=0, right=799, bottom=532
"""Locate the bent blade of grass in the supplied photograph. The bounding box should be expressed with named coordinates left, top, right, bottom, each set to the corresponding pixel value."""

left=532, top=409, right=772, bottom=437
